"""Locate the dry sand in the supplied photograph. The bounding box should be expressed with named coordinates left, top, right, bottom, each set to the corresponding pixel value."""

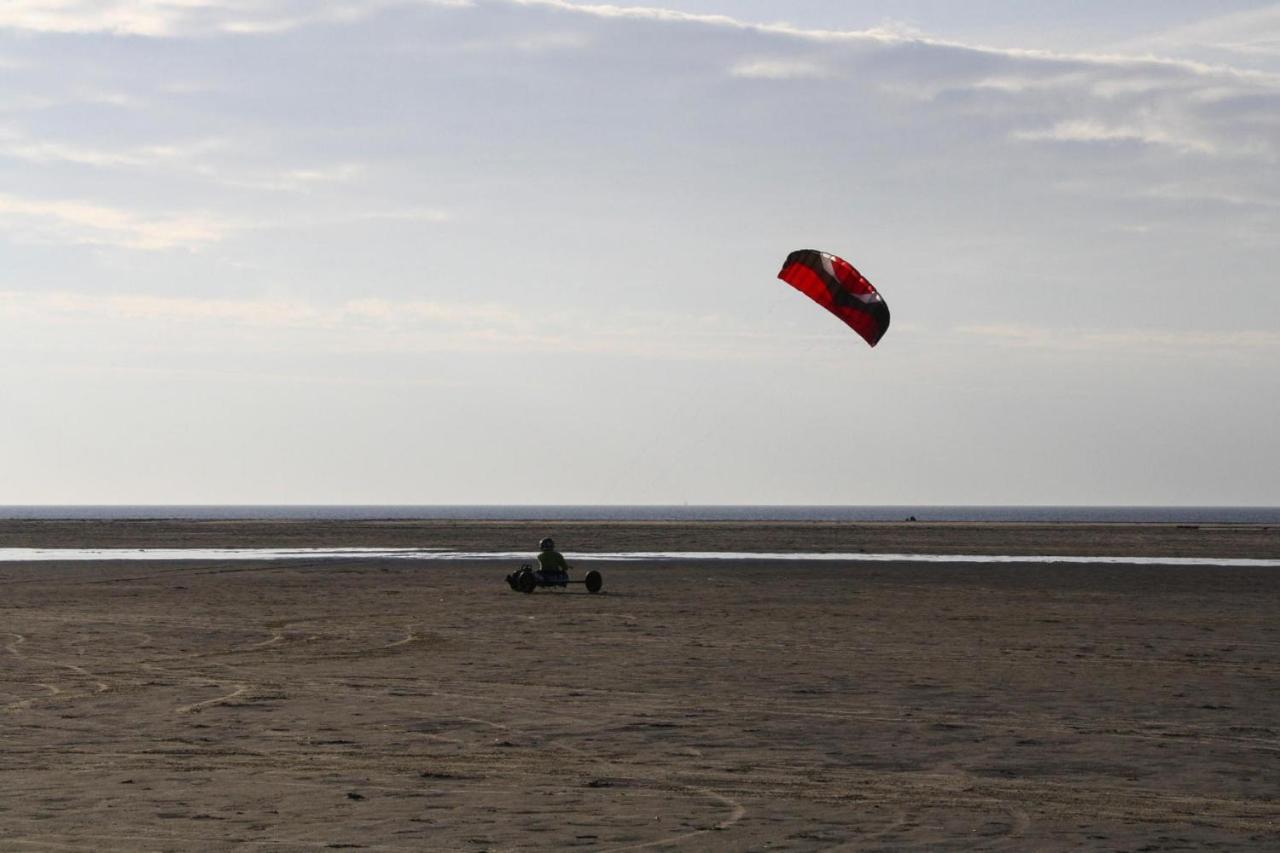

left=1, top=522, right=1278, bottom=851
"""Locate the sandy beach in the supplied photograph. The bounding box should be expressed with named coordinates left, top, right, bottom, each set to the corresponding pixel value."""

left=2, top=522, right=1278, bottom=850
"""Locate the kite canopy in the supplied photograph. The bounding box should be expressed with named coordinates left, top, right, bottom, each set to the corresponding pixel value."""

left=778, top=249, right=890, bottom=347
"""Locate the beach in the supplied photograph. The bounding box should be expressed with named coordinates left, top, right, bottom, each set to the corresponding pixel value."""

left=2, top=522, right=1278, bottom=850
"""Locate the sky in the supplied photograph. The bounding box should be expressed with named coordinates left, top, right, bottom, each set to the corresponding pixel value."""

left=1, top=1, right=1278, bottom=506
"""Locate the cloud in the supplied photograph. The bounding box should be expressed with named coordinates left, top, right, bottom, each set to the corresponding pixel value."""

left=1, top=1, right=155, bottom=36
left=0, top=123, right=394, bottom=200
left=0, top=189, right=450, bottom=251
left=2, top=0, right=1276, bottom=306
left=6, top=1, right=1277, bottom=169
left=346, top=207, right=452, bottom=223
left=523, top=0, right=1280, bottom=165
left=212, top=162, right=380, bottom=193
left=729, top=59, right=833, bottom=80
left=524, top=0, right=1280, bottom=77
left=1012, top=119, right=1217, bottom=155
left=1123, top=5, right=1280, bottom=67
left=0, top=128, right=225, bottom=168
left=0, top=291, right=516, bottom=329
left=958, top=324, right=1280, bottom=356
left=0, top=193, right=229, bottom=250
left=0, top=290, right=811, bottom=359
left=508, top=0, right=764, bottom=32
left=1141, top=182, right=1280, bottom=209
left=5, top=0, right=1275, bottom=86
left=0, top=0, right=470, bottom=37
left=0, top=0, right=186, bottom=36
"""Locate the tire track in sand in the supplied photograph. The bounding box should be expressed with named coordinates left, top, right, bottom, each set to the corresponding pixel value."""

left=175, top=681, right=249, bottom=715
left=3, top=631, right=111, bottom=698
left=384, top=626, right=418, bottom=648
left=597, top=785, right=746, bottom=852
left=3, top=631, right=25, bottom=655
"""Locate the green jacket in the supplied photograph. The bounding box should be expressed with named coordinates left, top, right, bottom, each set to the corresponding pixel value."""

left=537, top=550, right=569, bottom=573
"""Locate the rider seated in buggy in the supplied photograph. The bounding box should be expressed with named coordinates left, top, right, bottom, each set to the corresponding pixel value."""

left=507, top=537, right=568, bottom=589
left=535, top=537, right=569, bottom=578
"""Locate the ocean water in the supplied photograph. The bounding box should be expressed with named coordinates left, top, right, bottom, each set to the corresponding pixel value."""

left=1, top=506, right=1278, bottom=523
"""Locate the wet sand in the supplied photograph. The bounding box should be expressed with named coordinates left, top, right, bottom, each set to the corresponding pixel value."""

left=2, top=522, right=1278, bottom=850
left=2, top=518, right=1278, bottom=557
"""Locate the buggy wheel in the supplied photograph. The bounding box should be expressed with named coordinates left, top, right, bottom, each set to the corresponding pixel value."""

left=585, top=570, right=603, bottom=594
left=516, top=570, right=537, bottom=594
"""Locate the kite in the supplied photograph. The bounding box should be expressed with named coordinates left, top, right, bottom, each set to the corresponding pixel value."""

left=778, top=249, right=890, bottom=347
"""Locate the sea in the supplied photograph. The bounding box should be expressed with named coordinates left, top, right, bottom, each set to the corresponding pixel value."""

left=1, top=506, right=1278, bottom=523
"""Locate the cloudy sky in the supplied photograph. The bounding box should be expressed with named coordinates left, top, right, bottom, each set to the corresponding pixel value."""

left=2, top=1, right=1277, bottom=506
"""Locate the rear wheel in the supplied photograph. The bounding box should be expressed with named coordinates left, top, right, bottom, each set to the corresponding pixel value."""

left=585, top=570, right=603, bottom=594
left=516, top=570, right=537, bottom=594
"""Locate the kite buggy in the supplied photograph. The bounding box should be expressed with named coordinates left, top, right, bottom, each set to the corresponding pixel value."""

left=506, top=537, right=603, bottom=594
left=506, top=564, right=603, bottom=594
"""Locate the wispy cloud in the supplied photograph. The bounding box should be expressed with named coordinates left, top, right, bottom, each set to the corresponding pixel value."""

left=524, top=0, right=1280, bottom=165
left=729, top=59, right=834, bottom=80
left=1141, top=182, right=1280, bottom=209
left=0, top=0, right=470, bottom=37
left=526, top=0, right=1280, bottom=79
left=7, top=0, right=1277, bottom=86
left=1120, top=5, right=1280, bottom=67
left=213, top=162, right=378, bottom=193
left=0, top=193, right=229, bottom=250
left=0, top=290, right=809, bottom=359
left=0, top=291, right=514, bottom=329
left=7, top=1, right=1278, bottom=169
left=0, top=128, right=225, bottom=169
left=958, top=324, right=1280, bottom=356
left=0, top=122, right=398, bottom=209
left=1012, top=119, right=1217, bottom=154
left=0, top=0, right=186, bottom=36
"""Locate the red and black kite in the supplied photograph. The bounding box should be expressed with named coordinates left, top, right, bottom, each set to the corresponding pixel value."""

left=778, top=249, right=890, bottom=347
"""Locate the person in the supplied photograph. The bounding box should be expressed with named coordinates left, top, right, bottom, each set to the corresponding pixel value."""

left=506, top=537, right=570, bottom=591
left=535, top=537, right=569, bottom=579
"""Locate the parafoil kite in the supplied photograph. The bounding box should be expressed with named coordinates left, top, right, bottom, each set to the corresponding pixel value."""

left=778, top=249, right=890, bottom=347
